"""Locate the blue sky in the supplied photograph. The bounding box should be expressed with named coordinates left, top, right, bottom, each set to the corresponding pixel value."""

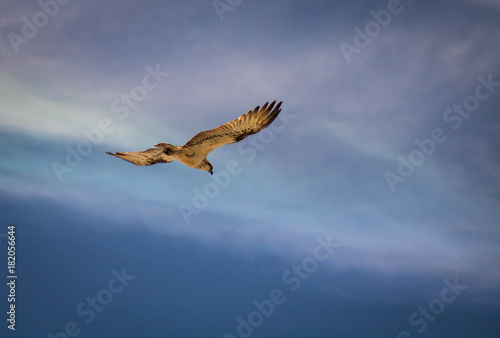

left=1, top=0, right=500, bottom=337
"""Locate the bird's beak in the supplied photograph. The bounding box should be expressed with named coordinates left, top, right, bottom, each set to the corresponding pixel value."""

left=210, top=170, right=213, bottom=175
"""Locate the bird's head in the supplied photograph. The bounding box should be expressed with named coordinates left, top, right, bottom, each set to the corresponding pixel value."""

left=199, top=159, right=213, bottom=175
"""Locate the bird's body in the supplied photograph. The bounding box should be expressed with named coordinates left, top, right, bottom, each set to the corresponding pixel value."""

left=107, top=101, right=282, bottom=174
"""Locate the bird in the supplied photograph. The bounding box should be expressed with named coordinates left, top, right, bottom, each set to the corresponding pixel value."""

left=106, top=101, right=282, bottom=175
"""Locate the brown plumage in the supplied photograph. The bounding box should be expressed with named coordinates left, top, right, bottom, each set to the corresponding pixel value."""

left=106, top=101, right=282, bottom=174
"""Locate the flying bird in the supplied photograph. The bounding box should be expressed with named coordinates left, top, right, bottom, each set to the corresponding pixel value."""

left=106, top=101, right=282, bottom=174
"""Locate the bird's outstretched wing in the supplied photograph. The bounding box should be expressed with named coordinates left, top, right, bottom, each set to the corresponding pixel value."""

left=106, top=147, right=174, bottom=166
left=183, top=100, right=282, bottom=157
